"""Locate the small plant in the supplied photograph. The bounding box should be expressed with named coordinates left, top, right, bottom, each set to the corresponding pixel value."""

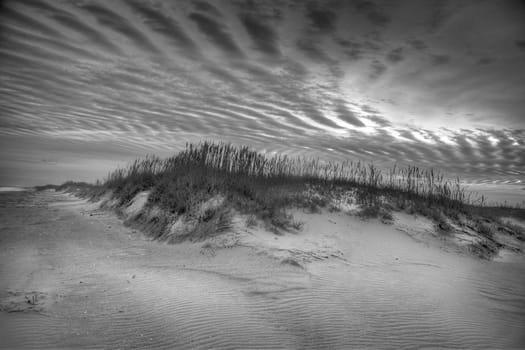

left=476, top=221, right=495, bottom=239
left=246, top=214, right=258, bottom=227
left=432, top=209, right=453, bottom=231
left=306, top=201, right=322, bottom=214
left=290, top=218, right=304, bottom=231
left=380, top=210, right=394, bottom=224
left=503, top=222, right=525, bottom=238
left=358, top=204, right=382, bottom=219
left=328, top=203, right=341, bottom=212
left=268, top=209, right=292, bottom=232
left=357, top=202, right=393, bottom=223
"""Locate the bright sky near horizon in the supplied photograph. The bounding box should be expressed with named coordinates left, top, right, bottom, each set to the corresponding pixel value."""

left=0, top=0, right=524, bottom=188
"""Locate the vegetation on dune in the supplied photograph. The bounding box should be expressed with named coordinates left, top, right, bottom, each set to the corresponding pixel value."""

left=45, top=141, right=525, bottom=250
left=34, top=184, right=61, bottom=191
left=103, top=141, right=477, bottom=208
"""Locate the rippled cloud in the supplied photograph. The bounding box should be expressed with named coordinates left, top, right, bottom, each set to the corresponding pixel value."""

left=240, top=14, right=281, bottom=57
left=0, top=0, right=524, bottom=186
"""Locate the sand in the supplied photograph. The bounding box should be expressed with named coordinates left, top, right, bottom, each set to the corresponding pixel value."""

left=1, top=190, right=524, bottom=349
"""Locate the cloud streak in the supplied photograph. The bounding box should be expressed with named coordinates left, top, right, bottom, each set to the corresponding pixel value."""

left=0, top=0, right=524, bottom=187
left=189, top=12, right=244, bottom=58
left=239, top=14, right=281, bottom=57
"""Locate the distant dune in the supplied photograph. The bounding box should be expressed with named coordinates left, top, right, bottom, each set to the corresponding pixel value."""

left=0, top=187, right=28, bottom=192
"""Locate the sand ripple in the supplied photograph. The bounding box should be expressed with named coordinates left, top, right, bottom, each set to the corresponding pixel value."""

left=1, top=191, right=525, bottom=349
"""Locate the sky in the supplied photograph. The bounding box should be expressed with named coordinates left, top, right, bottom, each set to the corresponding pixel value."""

left=0, top=0, right=524, bottom=194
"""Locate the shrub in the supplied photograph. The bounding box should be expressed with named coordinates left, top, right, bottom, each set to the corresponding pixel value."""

left=358, top=204, right=382, bottom=219
left=476, top=221, right=495, bottom=239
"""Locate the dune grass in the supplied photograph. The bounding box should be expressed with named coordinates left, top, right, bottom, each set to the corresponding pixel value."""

left=102, top=141, right=475, bottom=207
left=47, top=141, right=524, bottom=243
left=102, top=141, right=475, bottom=205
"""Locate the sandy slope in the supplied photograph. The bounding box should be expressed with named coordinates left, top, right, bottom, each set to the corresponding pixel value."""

left=1, top=190, right=524, bottom=349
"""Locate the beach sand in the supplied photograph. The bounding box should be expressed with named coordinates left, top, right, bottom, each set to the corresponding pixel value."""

left=1, top=190, right=524, bottom=349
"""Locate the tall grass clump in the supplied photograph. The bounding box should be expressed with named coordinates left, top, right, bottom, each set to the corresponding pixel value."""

left=88, top=141, right=487, bottom=241
left=103, top=141, right=474, bottom=207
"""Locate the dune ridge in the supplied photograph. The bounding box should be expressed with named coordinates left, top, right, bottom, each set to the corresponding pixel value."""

left=48, top=141, right=525, bottom=261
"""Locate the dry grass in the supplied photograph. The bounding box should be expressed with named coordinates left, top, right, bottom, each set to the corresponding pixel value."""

left=102, top=142, right=475, bottom=207
left=52, top=141, right=523, bottom=242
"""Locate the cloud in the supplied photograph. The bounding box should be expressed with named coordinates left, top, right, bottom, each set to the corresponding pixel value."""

left=297, top=38, right=330, bottom=62
left=204, top=65, right=245, bottom=91
left=3, top=25, right=101, bottom=61
left=407, top=39, right=427, bottom=50
left=369, top=59, right=387, bottom=79
left=432, top=54, right=451, bottom=65
left=477, top=57, right=493, bottom=65
left=80, top=3, right=161, bottom=54
left=334, top=103, right=365, bottom=127
left=193, top=1, right=223, bottom=17
left=398, top=129, right=417, bottom=142
left=188, top=12, right=244, bottom=57
left=361, top=104, right=380, bottom=114
left=305, top=2, right=337, bottom=33
left=239, top=15, right=281, bottom=57
left=363, top=114, right=391, bottom=127
left=426, top=1, right=456, bottom=33
left=54, top=14, right=122, bottom=55
left=354, top=0, right=390, bottom=26
left=232, top=0, right=284, bottom=20
left=386, top=47, right=404, bottom=63
left=337, top=39, right=363, bottom=60
left=301, top=103, right=342, bottom=129
left=13, top=0, right=120, bottom=55
left=126, top=1, right=197, bottom=52
left=1, top=0, right=524, bottom=188
left=282, top=59, right=309, bottom=77
left=0, top=4, right=65, bottom=38
left=0, top=33, right=77, bottom=65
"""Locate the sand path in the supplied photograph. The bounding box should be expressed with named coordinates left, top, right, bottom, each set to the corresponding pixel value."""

left=1, top=190, right=524, bottom=349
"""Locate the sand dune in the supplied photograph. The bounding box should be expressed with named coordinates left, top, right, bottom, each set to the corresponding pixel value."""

left=1, top=190, right=524, bottom=349
left=0, top=187, right=28, bottom=192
